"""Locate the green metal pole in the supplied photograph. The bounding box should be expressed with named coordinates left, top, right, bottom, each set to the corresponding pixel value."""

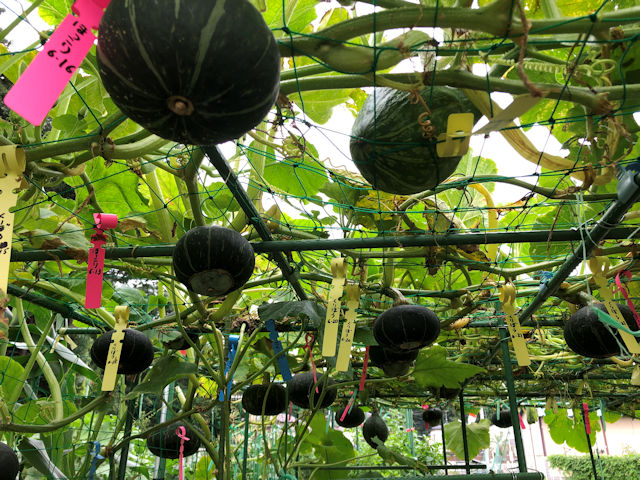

left=10, top=227, right=640, bottom=262
left=203, top=145, right=308, bottom=300
left=499, top=327, right=527, bottom=473
left=242, top=411, right=249, bottom=480
left=117, top=377, right=138, bottom=480
left=458, top=390, right=471, bottom=475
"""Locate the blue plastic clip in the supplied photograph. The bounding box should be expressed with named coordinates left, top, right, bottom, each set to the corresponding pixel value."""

left=88, top=441, right=104, bottom=480
left=265, top=319, right=292, bottom=381
left=219, top=335, right=239, bottom=401
left=537, top=271, right=554, bottom=292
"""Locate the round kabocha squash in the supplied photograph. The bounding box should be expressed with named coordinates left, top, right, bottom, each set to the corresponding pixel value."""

left=90, top=329, right=154, bottom=374
left=286, top=372, right=337, bottom=409
left=147, top=422, right=201, bottom=459
left=490, top=409, right=512, bottom=428
left=373, top=304, right=440, bottom=351
left=97, top=0, right=280, bottom=146
left=350, top=86, right=482, bottom=194
left=430, top=386, right=461, bottom=400
left=362, top=412, right=389, bottom=448
left=172, top=226, right=255, bottom=296
left=564, top=303, right=639, bottom=358
left=0, top=442, right=19, bottom=480
left=241, top=383, right=287, bottom=416
left=380, top=361, right=413, bottom=377
left=335, top=405, right=365, bottom=428
left=422, top=408, right=443, bottom=426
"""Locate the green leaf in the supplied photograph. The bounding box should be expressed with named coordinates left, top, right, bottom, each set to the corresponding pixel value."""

left=290, top=89, right=354, bottom=125
left=543, top=408, right=600, bottom=453
left=300, top=413, right=355, bottom=480
left=443, top=419, right=491, bottom=460
left=57, top=223, right=92, bottom=250
left=0, top=356, right=24, bottom=404
left=413, top=345, right=485, bottom=389
left=264, top=0, right=318, bottom=36
left=125, top=356, right=198, bottom=399
left=263, top=141, right=327, bottom=198
left=18, top=437, right=69, bottom=479
left=258, top=300, right=326, bottom=326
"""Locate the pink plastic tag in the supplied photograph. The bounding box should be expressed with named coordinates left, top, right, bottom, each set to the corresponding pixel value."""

left=85, top=213, right=118, bottom=308
left=305, top=333, right=319, bottom=394
left=583, top=402, right=591, bottom=434
left=4, top=0, right=111, bottom=125
left=615, top=271, right=640, bottom=329
left=175, top=426, right=189, bottom=480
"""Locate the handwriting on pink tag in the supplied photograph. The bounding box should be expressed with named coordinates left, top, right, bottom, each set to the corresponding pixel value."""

left=582, top=402, right=591, bottom=434
left=4, top=0, right=111, bottom=125
left=85, top=213, right=118, bottom=309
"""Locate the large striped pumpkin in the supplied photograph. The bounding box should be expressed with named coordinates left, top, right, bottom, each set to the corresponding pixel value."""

left=97, top=0, right=280, bottom=145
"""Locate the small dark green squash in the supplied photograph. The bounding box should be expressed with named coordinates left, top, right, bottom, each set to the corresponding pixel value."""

left=491, top=409, right=512, bottom=428
left=563, top=303, right=639, bottom=358
left=373, top=304, right=440, bottom=351
left=286, top=372, right=337, bottom=409
left=0, top=442, right=19, bottom=480
left=173, top=226, right=255, bottom=296
left=335, top=405, right=365, bottom=428
left=241, top=383, right=287, bottom=416
left=430, top=386, right=461, bottom=400
left=161, top=330, right=200, bottom=350
left=350, top=86, right=481, bottom=194
left=97, top=0, right=281, bottom=145
left=147, top=422, right=201, bottom=459
left=362, top=412, right=389, bottom=448
left=90, top=329, right=154, bottom=374
left=380, top=361, right=412, bottom=377
left=422, top=408, right=443, bottom=426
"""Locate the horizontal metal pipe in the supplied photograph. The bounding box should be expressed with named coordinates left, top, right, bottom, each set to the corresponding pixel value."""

left=296, top=464, right=486, bottom=471
left=10, top=227, right=639, bottom=262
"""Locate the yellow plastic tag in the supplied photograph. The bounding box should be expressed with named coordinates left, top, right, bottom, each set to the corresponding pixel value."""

left=436, top=113, right=474, bottom=157
left=588, top=257, right=640, bottom=354
left=101, top=306, right=130, bottom=391
left=0, top=146, right=26, bottom=295
left=632, top=365, right=640, bottom=386
left=499, top=283, right=530, bottom=366
left=322, top=258, right=347, bottom=357
left=336, top=285, right=360, bottom=372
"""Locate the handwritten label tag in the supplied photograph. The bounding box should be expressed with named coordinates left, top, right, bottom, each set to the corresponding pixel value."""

left=336, top=285, right=360, bottom=372
left=101, top=305, right=129, bottom=391
left=4, top=0, right=111, bottom=125
left=176, top=426, right=189, bottom=480
left=589, top=257, right=640, bottom=354
left=265, top=319, right=292, bottom=381
left=499, top=283, right=530, bottom=366
left=436, top=113, right=474, bottom=157
left=322, top=258, right=347, bottom=357
left=0, top=146, right=26, bottom=295
left=85, top=213, right=118, bottom=308
left=582, top=403, right=591, bottom=434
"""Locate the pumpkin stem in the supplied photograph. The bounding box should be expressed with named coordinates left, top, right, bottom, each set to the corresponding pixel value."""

left=262, top=372, right=270, bottom=385
left=167, top=95, right=195, bottom=116
left=382, top=287, right=410, bottom=307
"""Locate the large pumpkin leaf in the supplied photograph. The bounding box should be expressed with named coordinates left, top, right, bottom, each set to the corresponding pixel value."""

left=125, top=356, right=198, bottom=400
left=263, top=141, right=327, bottom=198
left=258, top=300, right=326, bottom=326
left=413, top=345, right=485, bottom=388
left=544, top=408, right=600, bottom=453
left=443, top=419, right=491, bottom=460
left=300, top=413, right=355, bottom=480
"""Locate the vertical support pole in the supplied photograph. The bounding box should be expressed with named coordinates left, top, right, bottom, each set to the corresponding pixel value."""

left=153, top=385, right=171, bottom=480
left=441, top=409, right=448, bottom=476
left=241, top=412, right=249, bottom=480
left=458, top=390, right=471, bottom=475
left=499, top=327, right=527, bottom=473
left=117, top=377, right=138, bottom=480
